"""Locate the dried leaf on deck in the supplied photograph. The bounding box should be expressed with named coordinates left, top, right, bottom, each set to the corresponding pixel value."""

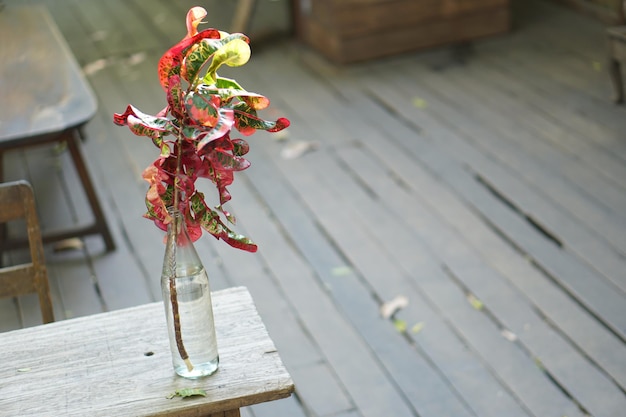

left=501, top=329, right=517, bottom=342
left=467, top=293, right=484, bottom=310
left=331, top=266, right=352, bottom=277
left=280, top=140, right=319, bottom=160
left=53, top=238, right=84, bottom=252
left=83, top=58, right=109, bottom=75
left=380, top=295, right=409, bottom=319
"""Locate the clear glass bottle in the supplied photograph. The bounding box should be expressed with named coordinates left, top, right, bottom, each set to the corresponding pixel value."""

left=161, top=210, right=219, bottom=379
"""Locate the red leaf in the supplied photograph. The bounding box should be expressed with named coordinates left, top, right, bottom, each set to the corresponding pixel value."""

left=157, top=29, right=221, bottom=91
left=207, top=149, right=250, bottom=171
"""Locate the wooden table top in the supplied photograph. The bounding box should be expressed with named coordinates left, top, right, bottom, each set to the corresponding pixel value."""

left=0, top=286, right=294, bottom=417
left=0, top=5, right=97, bottom=144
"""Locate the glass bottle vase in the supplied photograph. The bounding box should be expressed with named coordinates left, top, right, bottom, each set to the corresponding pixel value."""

left=161, top=210, right=219, bottom=379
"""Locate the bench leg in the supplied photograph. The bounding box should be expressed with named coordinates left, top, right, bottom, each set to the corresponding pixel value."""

left=609, top=58, right=624, bottom=103
left=64, top=130, right=116, bottom=252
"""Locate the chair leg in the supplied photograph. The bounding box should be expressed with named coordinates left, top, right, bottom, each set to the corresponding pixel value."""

left=609, top=58, right=624, bottom=104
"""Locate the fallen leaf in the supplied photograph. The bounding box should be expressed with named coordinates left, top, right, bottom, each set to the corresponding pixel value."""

left=127, top=52, right=146, bottom=66
left=280, top=140, right=319, bottom=159
left=393, top=318, right=407, bottom=333
left=467, top=293, right=483, bottom=310
left=501, top=329, right=517, bottom=342
left=411, top=322, right=425, bottom=334
left=53, top=238, right=84, bottom=253
left=412, top=97, right=427, bottom=109
left=380, top=295, right=409, bottom=319
left=331, top=266, right=352, bottom=277
left=83, top=59, right=109, bottom=76
left=167, top=388, right=207, bottom=399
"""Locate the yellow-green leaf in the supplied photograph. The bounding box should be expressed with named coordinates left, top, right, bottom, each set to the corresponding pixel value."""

left=206, top=39, right=251, bottom=83
left=467, top=293, right=484, bottom=310
left=412, top=97, right=427, bottom=109
left=411, top=322, right=425, bottom=334
left=393, top=318, right=407, bottom=333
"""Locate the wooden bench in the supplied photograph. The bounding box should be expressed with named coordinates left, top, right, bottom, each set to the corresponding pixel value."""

left=0, top=5, right=115, bottom=251
left=0, top=286, right=294, bottom=416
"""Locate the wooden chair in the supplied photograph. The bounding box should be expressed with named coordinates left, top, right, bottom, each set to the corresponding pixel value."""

left=0, top=180, right=54, bottom=324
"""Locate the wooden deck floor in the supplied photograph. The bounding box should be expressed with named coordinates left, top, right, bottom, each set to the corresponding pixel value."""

left=2, top=0, right=626, bottom=416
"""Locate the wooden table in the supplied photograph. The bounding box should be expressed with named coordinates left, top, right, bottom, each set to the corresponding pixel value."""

left=0, top=5, right=115, bottom=251
left=0, top=286, right=294, bottom=417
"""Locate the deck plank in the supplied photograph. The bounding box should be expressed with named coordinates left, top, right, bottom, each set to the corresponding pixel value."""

left=346, top=60, right=626, bottom=340
left=237, top=151, right=425, bottom=417
left=3, top=0, right=626, bottom=416
left=305, top=67, right=626, bottom=394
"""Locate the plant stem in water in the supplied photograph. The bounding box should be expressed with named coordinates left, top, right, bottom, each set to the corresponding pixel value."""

left=169, top=135, right=193, bottom=372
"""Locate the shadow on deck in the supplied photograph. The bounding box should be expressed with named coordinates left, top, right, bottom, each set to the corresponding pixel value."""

left=2, top=0, right=626, bottom=416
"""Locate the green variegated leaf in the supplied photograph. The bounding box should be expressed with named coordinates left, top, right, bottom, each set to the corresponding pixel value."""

left=240, top=92, right=270, bottom=110
left=206, top=148, right=250, bottom=171
left=114, top=105, right=174, bottom=139
left=207, top=38, right=250, bottom=72
left=127, top=114, right=172, bottom=139
left=203, top=35, right=250, bottom=84
left=233, top=103, right=290, bottom=136
left=160, top=142, right=171, bottom=157
left=185, top=90, right=220, bottom=127
left=223, top=230, right=257, bottom=252
left=224, top=89, right=269, bottom=109
left=167, top=77, right=185, bottom=117
left=215, top=76, right=243, bottom=89
left=196, top=86, right=269, bottom=109
left=231, top=138, right=249, bottom=156
left=216, top=204, right=236, bottom=224
left=196, top=108, right=235, bottom=150
left=182, top=126, right=205, bottom=141
left=182, top=40, right=219, bottom=84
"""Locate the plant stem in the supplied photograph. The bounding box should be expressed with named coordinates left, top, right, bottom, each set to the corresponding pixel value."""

left=169, top=131, right=193, bottom=372
left=169, top=263, right=193, bottom=371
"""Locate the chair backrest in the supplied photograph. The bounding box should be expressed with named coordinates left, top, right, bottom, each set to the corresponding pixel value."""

left=0, top=180, right=54, bottom=324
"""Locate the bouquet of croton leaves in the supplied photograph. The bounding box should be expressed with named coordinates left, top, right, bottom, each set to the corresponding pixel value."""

left=114, top=6, right=289, bottom=251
